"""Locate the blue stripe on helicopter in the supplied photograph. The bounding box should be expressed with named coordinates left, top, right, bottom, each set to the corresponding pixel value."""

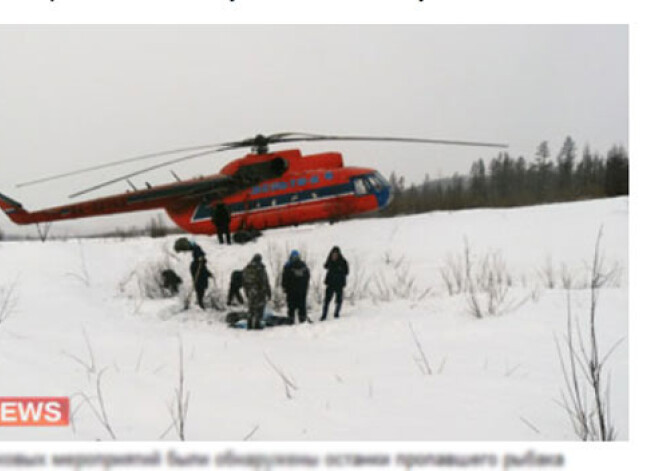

left=192, top=182, right=355, bottom=222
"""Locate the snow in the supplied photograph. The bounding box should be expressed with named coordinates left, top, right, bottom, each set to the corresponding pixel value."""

left=0, top=197, right=628, bottom=440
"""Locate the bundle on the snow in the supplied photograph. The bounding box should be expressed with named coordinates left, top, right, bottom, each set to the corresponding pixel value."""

left=225, top=311, right=292, bottom=328
left=161, top=269, right=182, bottom=296
left=233, top=229, right=262, bottom=245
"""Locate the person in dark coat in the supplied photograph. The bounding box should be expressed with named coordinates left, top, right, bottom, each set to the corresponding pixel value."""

left=227, top=269, right=244, bottom=306
left=211, top=203, right=231, bottom=245
left=242, top=254, right=271, bottom=330
left=281, top=250, right=310, bottom=324
left=174, top=237, right=213, bottom=309
left=321, top=246, right=349, bottom=320
left=161, top=269, right=182, bottom=296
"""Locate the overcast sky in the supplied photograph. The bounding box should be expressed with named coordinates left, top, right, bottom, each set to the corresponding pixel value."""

left=0, top=25, right=627, bottom=234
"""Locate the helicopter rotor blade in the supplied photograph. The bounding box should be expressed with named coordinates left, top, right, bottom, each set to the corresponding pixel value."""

left=265, top=133, right=509, bottom=149
left=16, top=142, right=235, bottom=189
left=68, top=146, right=237, bottom=199
left=22, top=131, right=507, bottom=199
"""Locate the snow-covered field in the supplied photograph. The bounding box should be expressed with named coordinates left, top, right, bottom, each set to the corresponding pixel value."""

left=0, top=197, right=628, bottom=440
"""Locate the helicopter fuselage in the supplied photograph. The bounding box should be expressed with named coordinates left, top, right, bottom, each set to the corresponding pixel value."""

left=167, top=149, right=392, bottom=234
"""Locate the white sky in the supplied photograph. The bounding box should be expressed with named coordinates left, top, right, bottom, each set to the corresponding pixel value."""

left=0, top=25, right=627, bottom=235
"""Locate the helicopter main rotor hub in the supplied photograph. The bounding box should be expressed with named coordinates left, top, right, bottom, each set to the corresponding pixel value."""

left=252, top=134, right=270, bottom=155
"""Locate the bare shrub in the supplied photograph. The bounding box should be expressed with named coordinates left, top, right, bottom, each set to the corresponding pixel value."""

left=383, top=250, right=405, bottom=268
left=440, top=253, right=466, bottom=296
left=147, top=215, right=168, bottom=238
left=409, top=323, right=432, bottom=375
left=369, top=254, right=424, bottom=303
left=310, top=271, right=325, bottom=307
left=555, top=228, right=625, bottom=441
left=77, top=368, right=116, bottom=440
left=392, top=263, right=416, bottom=298
left=66, top=240, right=91, bottom=287
left=538, top=255, right=557, bottom=289
left=371, top=273, right=392, bottom=303
left=409, top=323, right=446, bottom=375
left=169, top=338, right=190, bottom=441
left=463, top=240, right=515, bottom=318
left=344, top=256, right=370, bottom=305
left=560, top=263, right=574, bottom=290
left=265, top=241, right=287, bottom=312
left=61, top=328, right=97, bottom=378
left=119, top=244, right=184, bottom=301
left=0, top=278, right=19, bottom=325
left=529, top=284, right=543, bottom=303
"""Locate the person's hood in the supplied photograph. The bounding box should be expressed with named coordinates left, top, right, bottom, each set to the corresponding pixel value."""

left=326, top=246, right=345, bottom=263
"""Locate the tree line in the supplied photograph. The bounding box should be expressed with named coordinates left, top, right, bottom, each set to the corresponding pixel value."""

left=381, top=137, right=628, bottom=216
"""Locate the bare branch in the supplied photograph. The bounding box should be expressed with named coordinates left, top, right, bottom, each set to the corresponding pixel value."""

left=555, top=227, right=621, bottom=441
left=520, top=416, right=541, bottom=435
left=264, top=354, right=298, bottom=399
left=409, top=322, right=432, bottom=375
left=243, top=425, right=260, bottom=441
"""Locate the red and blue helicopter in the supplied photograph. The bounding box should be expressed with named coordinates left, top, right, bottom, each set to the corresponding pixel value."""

left=0, top=132, right=506, bottom=236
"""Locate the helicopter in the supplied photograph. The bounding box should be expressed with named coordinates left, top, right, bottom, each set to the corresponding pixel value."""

left=0, top=132, right=506, bottom=237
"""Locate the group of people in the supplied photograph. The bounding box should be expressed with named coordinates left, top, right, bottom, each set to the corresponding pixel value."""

left=174, top=237, right=349, bottom=329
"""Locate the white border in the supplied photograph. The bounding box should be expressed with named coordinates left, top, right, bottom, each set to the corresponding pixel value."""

left=0, top=2, right=652, bottom=470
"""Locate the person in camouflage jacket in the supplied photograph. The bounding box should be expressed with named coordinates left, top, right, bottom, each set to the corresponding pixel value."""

left=242, top=253, right=271, bottom=329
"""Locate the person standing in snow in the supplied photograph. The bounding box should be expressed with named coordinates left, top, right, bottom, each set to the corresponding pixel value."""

left=242, top=254, right=271, bottom=330
left=281, top=250, right=310, bottom=324
left=321, top=246, right=349, bottom=321
left=174, top=237, right=213, bottom=309
left=211, top=203, right=231, bottom=245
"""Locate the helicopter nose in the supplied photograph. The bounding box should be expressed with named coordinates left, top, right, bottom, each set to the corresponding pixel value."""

left=375, top=182, right=392, bottom=209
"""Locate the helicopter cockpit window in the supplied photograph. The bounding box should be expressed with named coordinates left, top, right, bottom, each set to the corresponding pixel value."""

left=374, top=172, right=389, bottom=187
left=367, top=175, right=383, bottom=191
left=354, top=178, right=368, bottom=195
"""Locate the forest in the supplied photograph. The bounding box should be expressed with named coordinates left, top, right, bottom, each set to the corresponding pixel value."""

left=381, top=137, right=629, bottom=216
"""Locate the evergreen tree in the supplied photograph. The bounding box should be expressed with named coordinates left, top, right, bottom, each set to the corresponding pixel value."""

left=557, top=136, right=577, bottom=196
left=604, top=145, right=629, bottom=196
left=469, top=159, right=488, bottom=206
left=534, top=141, right=553, bottom=201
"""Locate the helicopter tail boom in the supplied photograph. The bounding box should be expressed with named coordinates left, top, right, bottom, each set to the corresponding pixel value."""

left=0, top=192, right=32, bottom=225
left=0, top=189, right=172, bottom=225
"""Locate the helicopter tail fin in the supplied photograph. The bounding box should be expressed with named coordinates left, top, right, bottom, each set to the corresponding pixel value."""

left=0, top=192, right=32, bottom=225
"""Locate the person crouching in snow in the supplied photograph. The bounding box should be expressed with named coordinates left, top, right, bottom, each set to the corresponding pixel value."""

left=174, top=237, right=213, bottom=309
left=227, top=270, right=244, bottom=306
left=282, top=250, right=310, bottom=324
left=242, top=254, right=271, bottom=330
left=321, top=246, right=349, bottom=320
